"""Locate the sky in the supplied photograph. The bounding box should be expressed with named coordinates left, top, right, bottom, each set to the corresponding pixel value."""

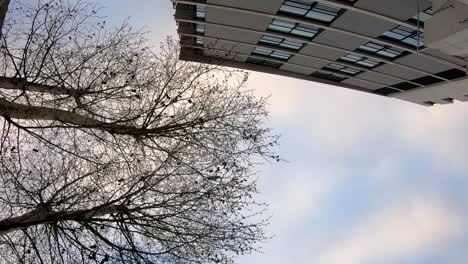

left=98, top=1, right=468, bottom=263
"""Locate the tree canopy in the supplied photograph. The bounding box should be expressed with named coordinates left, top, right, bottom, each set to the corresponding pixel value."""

left=0, top=1, right=278, bottom=263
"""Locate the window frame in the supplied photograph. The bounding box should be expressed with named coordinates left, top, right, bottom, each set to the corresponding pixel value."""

left=267, top=19, right=322, bottom=40
left=357, top=41, right=406, bottom=60
left=195, top=37, right=204, bottom=46
left=196, top=5, right=206, bottom=19
left=246, top=57, right=284, bottom=69
left=323, top=63, right=362, bottom=76
left=380, top=25, right=425, bottom=49
left=311, top=71, right=347, bottom=82
left=258, top=35, right=305, bottom=51
left=374, top=87, right=400, bottom=96
left=278, top=1, right=345, bottom=24
left=337, top=54, right=382, bottom=69
left=251, top=47, right=292, bottom=61
left=195, top=24, right=205, bottom=34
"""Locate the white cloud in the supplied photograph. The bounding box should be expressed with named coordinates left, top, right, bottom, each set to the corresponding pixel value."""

left=266, top=169, right=332, bottom=227
left=250, top=73, right=402, bottom=153
left=246, top=74, right=468, bottom=264
left=315, top=197, right=462, bottom=264
left=238, top=165, right=337, bottom=264
left=251, top=72, right=468, bottom=170
left=251, top=73, right=308, bottom=120
left=243, top=64, right=468, bottom=264
left=400, top=103, right=468, bottom=171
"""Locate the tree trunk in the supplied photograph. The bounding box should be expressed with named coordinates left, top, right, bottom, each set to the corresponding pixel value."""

left=0, top=0, right=8, bottom=34
left=0, top=98, right=110, bottom=125
left=0, top=98, right=134, bottom=133
left=0, top=98, right=192, bottom=136
left=0, top=204, right=125, bottom=235
left=0, top=76, right=78, bottom=95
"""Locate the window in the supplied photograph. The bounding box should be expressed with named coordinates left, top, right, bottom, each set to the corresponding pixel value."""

left=259, top=35, right=304, bottom=51
left=374, top=87, right=400, bottom=95
left=195, top=24, right=205, bottom=34
left=391, top=73, right=455, bottom=90
left=278, top=1, right=344, bottom=23
left=391, top=82, right=419, bottom=91
left=381, top=25, right=424, bottom=48
left=408, top=7, right=433, bottom=25
left=435, top=68, right=466, bottom=80
left=311, top=71, right=347, bottom=82
left=338, top=54, right=382, bottom=68
left=411, top=75, right=444, bottom=86
left=196, top=5, right=206, bottom=19
left=358, top=41, right=406, bottom=59
left=195, top=37, right=204, bottom=46
left=323, top=63, right=362, bottom=76
left=252, top=47, right=291, bottom=61
left=246, top=57, right=283, bottom=68
left=268, top=19, right=321, bottom=39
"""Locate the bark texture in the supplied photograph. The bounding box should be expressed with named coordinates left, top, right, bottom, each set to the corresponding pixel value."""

left=0, top=77, right=78, bottom=95
left=0, top=0, right=8, bottom=33
left=0, top=98, right=196, bottom=136
left=0, top=205, right=124, bottom=235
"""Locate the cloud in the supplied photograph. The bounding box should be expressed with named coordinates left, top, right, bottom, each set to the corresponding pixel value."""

left=250, top=73, right=404, bottom=154
left=238, top=164, right=336, bottom=264
left=265, top=168, right=333, bottom=228
left=98, top=0, right=177, bottom=44
left=241, top=164, right=339, bottom=264
left=315, top=197, right=462, bottom=264
left=247, top=73, right=468, bottom=264
left=251, top=73, right=308, bottom=120
left=400, top=103, right=468, bottom=171
left=251, top=71, right=468, bottom=171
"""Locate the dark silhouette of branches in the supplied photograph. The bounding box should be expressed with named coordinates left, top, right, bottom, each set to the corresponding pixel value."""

left=0, top=0, right=278, bottom=263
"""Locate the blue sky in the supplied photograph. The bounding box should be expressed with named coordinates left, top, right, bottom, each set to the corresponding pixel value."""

left=99, top=1, right=468, bottom=263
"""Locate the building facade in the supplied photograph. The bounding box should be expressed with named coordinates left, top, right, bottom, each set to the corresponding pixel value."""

left=172, top=0, right=468, bottom=106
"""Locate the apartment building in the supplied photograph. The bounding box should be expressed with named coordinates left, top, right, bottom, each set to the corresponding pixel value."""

left=172, top=0, right=468, bottom=106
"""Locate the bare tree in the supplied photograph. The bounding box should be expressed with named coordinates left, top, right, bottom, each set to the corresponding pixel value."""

left=0, top=1, right=278, bottom=263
